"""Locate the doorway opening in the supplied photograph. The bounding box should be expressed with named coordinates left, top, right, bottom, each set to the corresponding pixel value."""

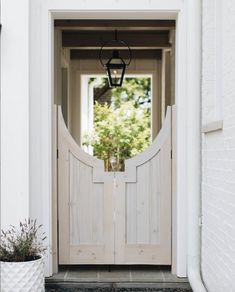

left=81, top=74, right=152, bottom=171
left=54, top=19, right=176, bottom=274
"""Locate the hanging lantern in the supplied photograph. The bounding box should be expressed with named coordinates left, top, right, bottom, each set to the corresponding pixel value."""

left=99, top=30, right=131, bottom=87
left=106, top=50, right=126, bottom=87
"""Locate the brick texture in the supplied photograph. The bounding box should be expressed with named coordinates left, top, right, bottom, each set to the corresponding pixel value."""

left=202, top=1, right=235, bottom=291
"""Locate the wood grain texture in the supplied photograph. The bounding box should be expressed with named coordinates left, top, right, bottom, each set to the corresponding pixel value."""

left=52, top=105, right=58, bottom=273
left=136, top=162, right=150, bottom=244
left=62, top=31, right=170, bottom=48
left=58, top=106, right=172, bottom=265
left=171, top=105, right=177, bottom=274
left=115, top=107, right=172, bottom=264
left=54, top=19, right=176, bottom=30
left=70, top=49, right=162, bottom=60
left=58, top=106, right=114, bottom=264
left=126, top=183, right=137, bottom=244
left=149, top=154, right=161, bottom=244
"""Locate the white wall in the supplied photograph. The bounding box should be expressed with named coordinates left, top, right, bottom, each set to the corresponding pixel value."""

left=1, top=0, right=29, bottom=227
left=201, top=0, right=235, bottom=291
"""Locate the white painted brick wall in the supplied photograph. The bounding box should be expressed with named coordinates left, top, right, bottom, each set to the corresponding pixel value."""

left=202, top=0, right=235, bottom=291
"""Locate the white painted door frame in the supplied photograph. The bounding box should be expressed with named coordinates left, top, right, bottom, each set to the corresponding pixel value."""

left=26, top=0, right=201, bottom=278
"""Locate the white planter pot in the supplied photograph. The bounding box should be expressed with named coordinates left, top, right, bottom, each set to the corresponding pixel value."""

left=0, top=257, right=45, bottom=292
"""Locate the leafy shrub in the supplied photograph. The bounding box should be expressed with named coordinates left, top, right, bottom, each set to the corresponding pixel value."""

left=82, top=77, right=151, bottom=171
left=0, top=219, right=46, bottom=262
left=83, top=100, right=150, bottom=171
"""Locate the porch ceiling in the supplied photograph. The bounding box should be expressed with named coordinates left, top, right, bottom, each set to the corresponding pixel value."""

left=54, top=19, right=175, bottom=31
left=62, top=30, right=170, bottom=49
left=55, top=19, right=175, bottom=60
left=70, top=49, right=162, bottom=60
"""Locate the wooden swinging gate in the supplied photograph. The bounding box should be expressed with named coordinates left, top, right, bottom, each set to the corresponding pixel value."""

left=58, top=106, right=172, bottom=265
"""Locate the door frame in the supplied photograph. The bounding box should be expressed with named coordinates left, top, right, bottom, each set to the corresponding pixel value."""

left=28, top=0, right=201, bottom=278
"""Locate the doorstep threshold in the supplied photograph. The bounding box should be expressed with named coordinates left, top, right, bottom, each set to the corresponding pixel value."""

left=46, top=281, right=192, bottom=290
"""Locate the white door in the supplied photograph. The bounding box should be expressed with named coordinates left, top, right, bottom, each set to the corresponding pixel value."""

left=58, top=106, right=171, bottom=265
left=58, top=107, right=114, bottom=264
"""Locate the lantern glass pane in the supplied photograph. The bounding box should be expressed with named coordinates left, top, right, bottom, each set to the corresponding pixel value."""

left=110, top=68, right=123, bottom=86
left=107, top=63, right=125, bottom=87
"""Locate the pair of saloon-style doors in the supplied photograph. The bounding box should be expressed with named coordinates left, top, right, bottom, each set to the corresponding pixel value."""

left=57, top=106, right=172, bottom=265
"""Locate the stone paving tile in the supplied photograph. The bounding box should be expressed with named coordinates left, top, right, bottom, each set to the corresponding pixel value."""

left=99, top=271, right=131, bottom=282
left=49, top=270, right=68, bottom=281
left=117, top=283, right=191, bottom=289
left=106, top=266, right=131, bottom=271
left=131, top=270, right=164, bottom=282
left=46, top=265, right=190, bottom=286
left=45, top=288, right=192, bottom=292
left=46, top=279, right=192, bottom=291
left=46, top=283, right=112, bottom=289
left=66, top=271, right=99, bottom=282
left=161, top=269, right=188, bottom=283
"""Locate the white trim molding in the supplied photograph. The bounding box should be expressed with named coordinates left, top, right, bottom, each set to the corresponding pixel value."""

left=202, top=0, right=223, bottom=125
left=186, top=0, right=207, bottom=291
left=202, top=120, right=223, bottom=134
left=1, top=0, right=30, bottom=227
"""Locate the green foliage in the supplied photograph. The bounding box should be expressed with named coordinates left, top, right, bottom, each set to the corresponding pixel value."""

left=112, top=77, right=151, bottom=110
left=0, top=219, right=46, bottom=262
left=83, top=77, right=151, bottom=171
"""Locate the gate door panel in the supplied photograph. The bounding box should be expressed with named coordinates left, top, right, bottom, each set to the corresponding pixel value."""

left=115, top=107, right=171, bottom=264
left=58, top=107, right=114, bottom=264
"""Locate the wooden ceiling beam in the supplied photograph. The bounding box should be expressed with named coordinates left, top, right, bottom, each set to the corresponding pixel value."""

left=70, top=49, right=162, bottom=60
left=55, top=19, right=175, bottom=30
left=62, top=30, right=171, bottom=48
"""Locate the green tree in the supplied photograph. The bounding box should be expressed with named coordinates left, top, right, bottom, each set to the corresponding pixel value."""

left=112, top=77, right=151, bottom=110
left=82, top=77, right=151, bottom=171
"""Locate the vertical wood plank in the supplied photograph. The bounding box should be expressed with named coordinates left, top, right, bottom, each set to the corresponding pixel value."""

left=70, top=154, right=80, bottom=245
left=159, top=124, right=172, bottom=262
left=126, top=183, right=137, bottom=244
left=77, top=161, right=93, bottom=244
left=171, top=105, right=177, bottom=273
left=149, top=154, right=161, bottom=244
left=52, top=105, right=58, bottom=272
left=103, top=180, right=115, bottom=263
left=114, top=175, right=126, bottom=264
left=58, top=136, right=70, bottom=263
left=92, top=183, right=104, bottom=244
left=136, top=162, right=150, bottom=244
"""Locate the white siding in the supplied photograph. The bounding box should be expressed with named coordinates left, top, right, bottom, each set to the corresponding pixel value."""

left=202, top=0, right=235, bottom=291
left=1, top=0, right=29, bottom=227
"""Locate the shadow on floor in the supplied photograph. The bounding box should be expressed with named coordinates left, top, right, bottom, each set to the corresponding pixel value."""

left=46, top=265, right=192, bottom=291
left=45, top=288, right=192, bottom=292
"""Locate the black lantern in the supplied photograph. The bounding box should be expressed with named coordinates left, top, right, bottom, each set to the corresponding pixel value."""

left=106, top=50, right=126, bottom=87
left=99, top=30, right=131, bottom=87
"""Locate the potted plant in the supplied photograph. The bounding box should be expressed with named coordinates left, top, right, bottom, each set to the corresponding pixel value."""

left=0, top=219, right=46, bottom=292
